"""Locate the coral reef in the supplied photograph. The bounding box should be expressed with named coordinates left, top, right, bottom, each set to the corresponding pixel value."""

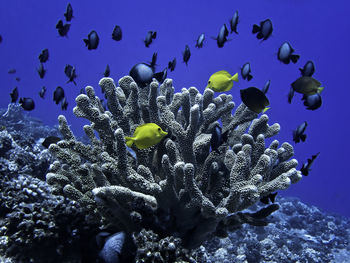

left=46, top=75, right=302, bottom=252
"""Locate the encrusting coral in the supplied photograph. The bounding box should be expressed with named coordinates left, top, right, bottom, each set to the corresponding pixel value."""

left=46, top=76, right=302, bottom=252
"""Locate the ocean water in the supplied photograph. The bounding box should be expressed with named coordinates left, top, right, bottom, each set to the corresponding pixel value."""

left=0, top=0, right=349, bottom=262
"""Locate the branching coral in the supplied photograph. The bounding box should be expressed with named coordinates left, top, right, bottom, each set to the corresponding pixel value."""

left=46, top=76, right=302, bottom=250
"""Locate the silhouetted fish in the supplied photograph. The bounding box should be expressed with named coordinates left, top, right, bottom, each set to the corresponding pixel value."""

left=112, top=25, right=122, bottom=41
left=293, top=121, right=307, bottom=143
left=42, top=136, right=61, bottom=148
left=37, top=63, right=46, bottom=79
left=56, top=20, right=70, bottom=37
left=8, top=69, right=16, bottom=74
left=278, top=42, right=300, bottom=64
left=300, top=152, right=320, bottom=176
left=38, top=49, right=49, bottom=63
left=144, top=31, right=156, bottom=47
left=19, top=97, right=35, bottom=111
left=150, top=52, right=157, bottom=69
left=10, top=87, right=18, bottom=103
left=195, top=33, right=205, bottom=48
left=182, top=45, right=191, bottom=65
left=287, top=87, right=294, bottom=104
left=241, top=62, right=253, bottom=81
left=262, top=80, right=270, bottom=94
left=252, top=19, right=273, bottom=41
left=229, top=11, right=239, bottom=34
left=64, top=3, right=73, bottom=21
left=302, top=93, right=322, bottom=110
left=240, top=87, right=270, bottom=113
left=53, top=86, right=65, bottom=104
left=299, top=60, right=315, bottom=77
left=84, top=30, right=99, bottom=50
left=64, top=64, right=77, bottom=85
left=39, top=86, right=47, bottom=99
left=214, top=24, right=229, bottom=48
left=168, top=58, right=176, bottom=72
left=104, top=64, right=110, bottom=77
left=61, top=97, right=68, bottom=110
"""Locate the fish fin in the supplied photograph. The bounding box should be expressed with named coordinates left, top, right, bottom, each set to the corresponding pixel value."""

left=153, top=71, right=164, bottom=82
left=291, top=54, right=300, bottom=64
left=262, top=107, right=270, bottom=113
left=125, top=137, right=134, bottom=147
left=299, top=67, right=304, bottom=75
left=317, top=87, right=324, bottom=93
left=257, top=32, right=263, bottom=39
left=247, top=74, right=253, bottom=81
left=231, top=73, right=239, bottom=82
left=300, top=134, right=307, bottom=142
left=252, top=24, right=260, bottom=33
left=83, top=39, right=89, bottom=46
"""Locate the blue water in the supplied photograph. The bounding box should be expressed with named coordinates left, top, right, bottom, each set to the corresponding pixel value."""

left=0, top=0, right=349, bottom=220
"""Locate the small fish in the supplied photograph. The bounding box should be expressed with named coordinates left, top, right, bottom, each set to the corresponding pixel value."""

left=56, top=20, right=71, bottom=37
left=287, top=87, right=294, bottom=104
left=10, top=87, right=19, bottom=103
left=278, top=42, right=300, bottom=64
left=144, top=31, right=157, bottom=47
left=260, top=192, right=277, bottom=204
left=64, top=3, right=73, bottom=21
left=104, top=64, right=110, bottom=77
left=112, top=25, right=122, bottom=41
left=293, top=121, right=307, bottom=143
left=19, top=97, right=35, bottom=111
left=210, top=125, right=228, bottom=152
left=38, top=49, right=49, bottom=63
left=206, top=70, right=239, bottom=92
left=61, top=97, right=68, bottom=110
left=302, top=93, right=322, bottom=111
left=168, top=58, right=176, bottom=72
left=150, top=52, right=157, bottom=69
left=241, top=63, right=253, bottom=81
left=8, top=69, right=16, bottom=74
left=39, top=86, right=47, bottom=98
left=300, top=152, right=320, bottom=176
left=229, top=11, right=239, bottom=34
left=299, top=60, right=315, bottom=77
left=84, top=30, right=99, bottom=50
left=182, top=45, right=191, bottom=65
left=53, top=86, right=65, bottom=104
left=37, top=63, right=46, bottom=79
left=291, top=76, right=324, bottom=96
left=153, top=67, right=168, bottom=84
left=125, top=123, right=168, bottom=149
left=64, top=64, right=77, bottom=85
left=129, top=63, right=154, bottom=87
left=240, top=87, right=270, bottom=113
left=195, top=33, right=205, bottom=48
left=42, top=136, right=61, bottom=148
left=214, top=24, right=229, bottom=48
left=15, top=77, right=20, bottom=82
left=252, top=19, right=273, bottom=41
left=262, top=80, right=271, bottom=94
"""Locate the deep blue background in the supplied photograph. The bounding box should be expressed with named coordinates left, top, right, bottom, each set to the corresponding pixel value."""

left=1, top=0, right=349, bottom=217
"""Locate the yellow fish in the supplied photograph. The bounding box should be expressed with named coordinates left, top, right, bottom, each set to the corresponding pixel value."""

left=206, top=70, right=239, bottom=92
left=125, top=123, right=168, bottom=149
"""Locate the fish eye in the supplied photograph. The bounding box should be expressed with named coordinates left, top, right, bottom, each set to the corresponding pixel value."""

left=158, top=127, right=161, bottom=131
left=208, top=81, right=211, bottom=84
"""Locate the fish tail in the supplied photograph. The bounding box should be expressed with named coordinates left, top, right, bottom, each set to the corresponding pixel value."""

left=252, top=24, right=260, bottom=33
left=318, top=87, right=324, bottom=93
left=232, top=73, right=239, bottom=82
left=262, top=107, right=270, bottom=113
left=125, top=137, right=134, bottom=147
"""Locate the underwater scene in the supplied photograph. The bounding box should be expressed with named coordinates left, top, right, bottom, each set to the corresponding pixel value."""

left=0, top=0, right=349, bottom=262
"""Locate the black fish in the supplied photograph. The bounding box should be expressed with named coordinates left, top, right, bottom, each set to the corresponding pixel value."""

left=299, top=60, right=315, bottom=77
left=150, top=52, right=157, bottom=69
left=37, top=63, right=46, bottom=79
left=182, top=45, right=191, bottom=65
left=10, top=87, right=18, bottom=103
left=252, top=19, right=273, bottom=41
left=168, top=58, right=176, bottom=72
left=229, top=11, right=239, bottom=34
left=240, top=87, right=270, bottom=114
left=129, top=63, right=155, bottom=87
left=293, top=121, right=307, bottom=143
left=8, top=69, right=16, bottom=74
left=64, top=64, right=77, bottom=85
left=64, top=3, right=73, bottom=21
left=38, top=49, right=49, bottom=63
left=42, top=136, right=61, bottom=148
left=215, top=24, right=229, bottom=48
left=153, top=67, right=168, bottom=84
left=84, top=30, right=99, bottom=50
left=287, top=87, right=294, bottom=104
left=53, top=86, right=65, bottom=104
left=61, top=97, right=68, bottom=110
left=19, top=97, right=35, bottom=111
left=39, top=86, right=47, bottom=98
left=262, top=80, right=270, bottom=94
left=278, top=42, right=300, bottom=64
left=144, top=31, right=157, bottom=47
left=210, top=125, right=228, bottom=153
left=56, top=20, right=71, bottom=37
left=195, top=33, right=205, bottom=48
left=260, top=192, right=277, bottom=204
left=104, top=64, right=110, bottom=77
left=15, top=77, right=20, bottom=82
left=300, top=152, right=320, bottom=176
left=302, top=93, right=322, bottom=110
left=112, top=25, right=122, bottom=41
left=241, top=62, right=253, bottom=81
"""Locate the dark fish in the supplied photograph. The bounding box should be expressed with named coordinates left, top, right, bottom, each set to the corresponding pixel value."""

left=61, top=97, right=68, bottom=110
left=144, top=31, right=157, bottom=47
left=150, top=52, right=157, bottom=69
left=112, top=25, right=122, bottom=41
left=302, top=93, right=322, bottom=110
left=277, top=42, right=300, bottom=64
left=291, top=76, right=323, bottom=95
left=168, top=58, right=176, bottom=72
left=10, top=87, right=18, bottom=103
left=153, top=67, right=167, bottom=84
left=84, top=30, right=99, bottom=50
left=64, top=64, right=77, bottom=85
left=15, top=77, right=20, bottom=82
left=38, top=48, right=49, bottom=63
left=241, top=62, right=253, bottom=81
left=8, top=69, right=16, bottom=74
left=252, top=19, right=273, bottom=41
left=182, top=45, right=191, bottom=65
left=129, top=63, right=154, bottom=87
left=64, top=3, right=73, bottom=21
left=42, top=136, right=61, bottom=148
left=37, top=63, right=46, bottom=79
left=299, top=60, right=315, bottom=77
left=240, top=87, right=270, bottom=114
left=56, top=20, right=70, bottom=37
left=229, top=11, right=239, bottom=34
left=104, top=64, right=110, bottom=77
left=215, top=24, right=229, bottom=48
left=287, top=87, right=294, bottom=104
left=260, top=192, right=277, bottom=205
left=210, top=125, right=228, bottom=152
left=300, top=152, right=320, bottom=176
left=293, top=121, right=307, bottom=143
left=53, top=86, right=65, bottom=104
left=195, top=33, right=205, bottom=48
left=19, top=97, right=35, bottom=111
left=262, top=80, right=271, bottom=94
left=39, top=86, right=47, bottom=98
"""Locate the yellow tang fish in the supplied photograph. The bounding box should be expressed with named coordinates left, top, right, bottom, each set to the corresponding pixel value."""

left=206, top=70, right=239, bottom=92
left=125, top=123, right=168, bottom=149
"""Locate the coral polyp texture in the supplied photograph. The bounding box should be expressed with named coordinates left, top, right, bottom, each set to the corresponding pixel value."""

left=46, top=76, right=302, bottom=249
